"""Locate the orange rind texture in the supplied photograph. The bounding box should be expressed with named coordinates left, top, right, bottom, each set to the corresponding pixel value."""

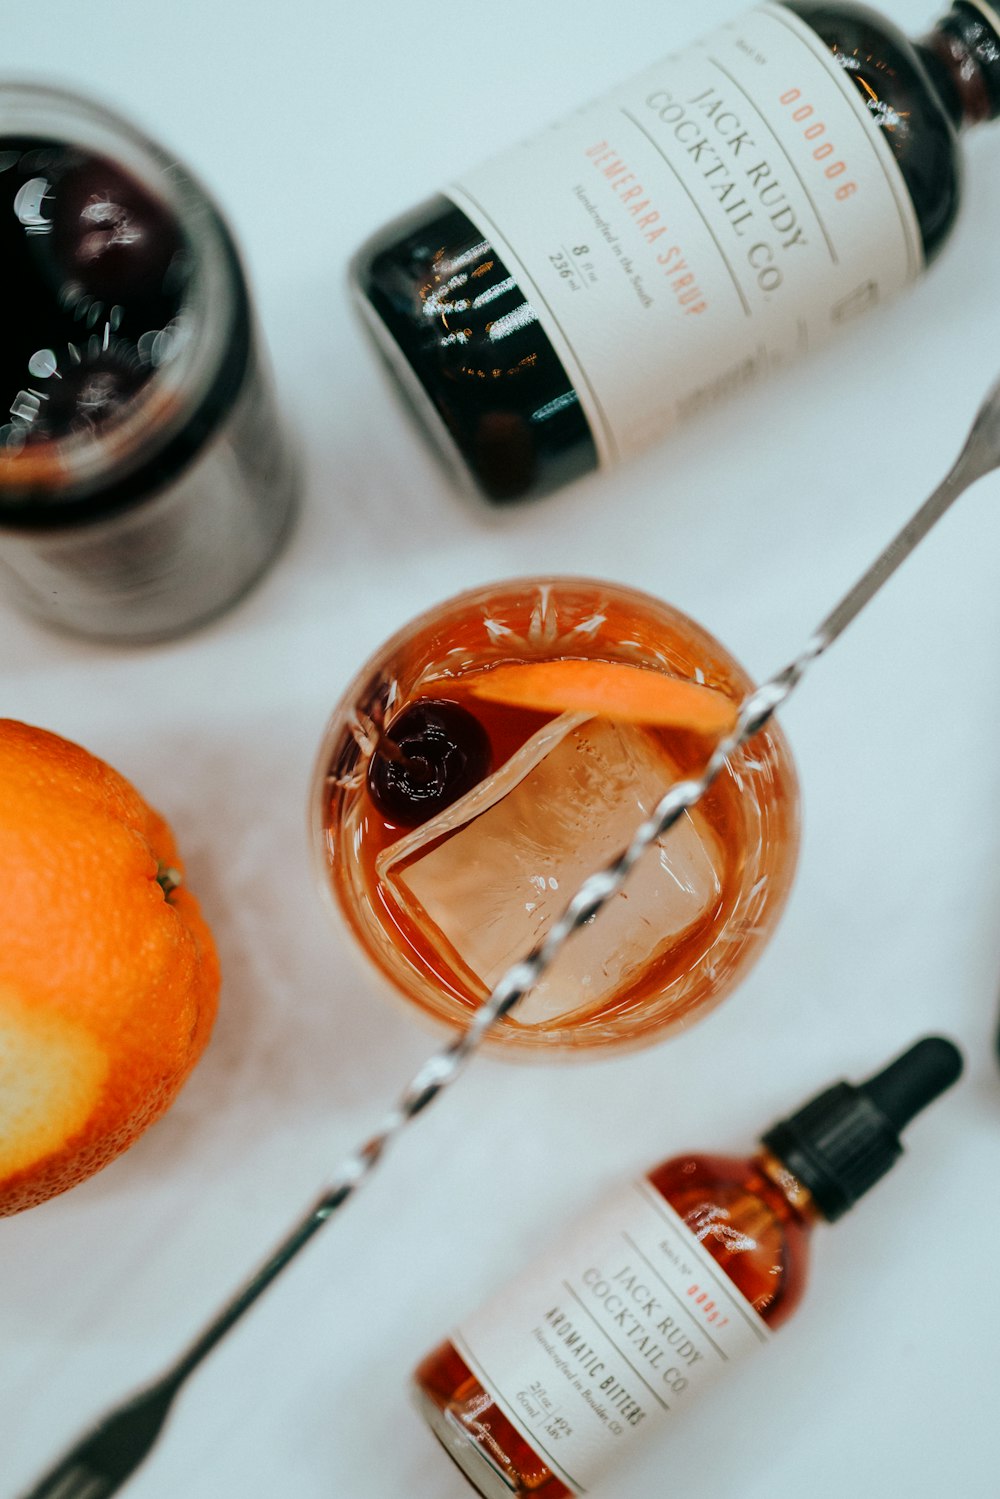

left=0, top=719, right=220, bottom=1215
left=464, top=659, right=738, bottom=736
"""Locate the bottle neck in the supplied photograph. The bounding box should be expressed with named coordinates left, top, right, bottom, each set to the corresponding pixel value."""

left=920, top=2, right=1000, bottom=129
left=754, top=1149, right=823, bottom=1225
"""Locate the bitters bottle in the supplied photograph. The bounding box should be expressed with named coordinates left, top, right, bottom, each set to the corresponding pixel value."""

left=414, top=1036, right=962, bottom=1497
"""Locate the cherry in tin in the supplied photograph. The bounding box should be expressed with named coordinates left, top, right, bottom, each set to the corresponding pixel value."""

left=0, top=138, right=189, bottom=449
left=47, top=155, right=185, bottom=307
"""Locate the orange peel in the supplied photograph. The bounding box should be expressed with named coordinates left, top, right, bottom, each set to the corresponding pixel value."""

left=0, top=719, right=220, bottom=1216
left=463, top=659, right=738, bottom=736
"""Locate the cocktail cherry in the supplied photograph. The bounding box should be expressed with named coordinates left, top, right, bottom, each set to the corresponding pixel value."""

left=366, top=699, right=491, bottom=826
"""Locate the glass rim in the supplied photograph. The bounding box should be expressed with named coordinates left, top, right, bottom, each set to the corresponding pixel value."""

left=309, top=571, right=743, bottom=803
left=309, top=575, right=801, bottom=1055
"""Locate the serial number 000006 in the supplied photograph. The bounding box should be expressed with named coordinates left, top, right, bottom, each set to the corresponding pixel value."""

left=779, top=87, right=858, bottom=200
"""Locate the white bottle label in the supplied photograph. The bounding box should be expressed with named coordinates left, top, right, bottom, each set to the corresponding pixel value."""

left=453, top=1177, right=770, bottom=1494
left=450, top=3, right=923, bottom=466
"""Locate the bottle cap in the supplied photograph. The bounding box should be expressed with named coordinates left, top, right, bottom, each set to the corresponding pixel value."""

left=760, top=1036, right=963, bottom=1222
left=941, top=3, right=1000, bottom=121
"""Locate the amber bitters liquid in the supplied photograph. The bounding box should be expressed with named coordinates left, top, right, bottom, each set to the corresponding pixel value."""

left=415, top=1153, right=811, bottom=1498
left=414, top=1038, right=963, bottom=1497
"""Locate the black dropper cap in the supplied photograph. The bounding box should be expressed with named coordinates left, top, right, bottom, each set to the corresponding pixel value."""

left=760, top=1037, right=963, bottom=1222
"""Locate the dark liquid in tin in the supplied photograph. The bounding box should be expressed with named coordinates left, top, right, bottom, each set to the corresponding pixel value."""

left=0, top=127, right=296, bottom=642
left=0, top=138, right=189, bottom=454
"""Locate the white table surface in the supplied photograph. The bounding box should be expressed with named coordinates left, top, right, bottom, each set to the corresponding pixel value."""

left=2, top=3, right=998, bottom=1496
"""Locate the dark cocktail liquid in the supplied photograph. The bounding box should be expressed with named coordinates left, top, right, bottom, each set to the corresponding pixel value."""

left=0, top=139, right=189, bottom=457
left=0, top=94, right=296, bottom=642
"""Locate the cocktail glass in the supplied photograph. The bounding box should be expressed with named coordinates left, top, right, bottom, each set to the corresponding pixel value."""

left=311, top=577, right=799, bottom=1056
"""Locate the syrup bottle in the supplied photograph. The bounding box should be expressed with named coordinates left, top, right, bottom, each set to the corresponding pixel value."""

left=352, top=3, right=1000, bottom=503
left=414, top=1035, right=962, bottom=1497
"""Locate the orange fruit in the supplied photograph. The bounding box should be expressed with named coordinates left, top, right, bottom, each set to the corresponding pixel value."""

left=464, top=658, right=739, bottom=736
left=0, top=720, right=220, bottom=1215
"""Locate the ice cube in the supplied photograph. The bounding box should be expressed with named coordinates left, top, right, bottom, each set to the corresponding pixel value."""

left=377, top=714, right=723, bottom=1027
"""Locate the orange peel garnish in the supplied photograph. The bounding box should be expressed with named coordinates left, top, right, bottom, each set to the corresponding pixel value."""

left=464, top=659, right=738, bottom=736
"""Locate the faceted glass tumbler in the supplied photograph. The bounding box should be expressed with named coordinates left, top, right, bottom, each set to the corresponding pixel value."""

left=312, top=577, right=799, bottom=1056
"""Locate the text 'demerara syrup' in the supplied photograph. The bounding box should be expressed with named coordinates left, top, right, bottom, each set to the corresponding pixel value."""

left=353, top=2, right=999, bottom=502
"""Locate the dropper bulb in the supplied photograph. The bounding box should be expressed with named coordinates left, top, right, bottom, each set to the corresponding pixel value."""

left=761, top=1033, right=965, bottom=1221
left=859, top=1036, right=964, bottom=1132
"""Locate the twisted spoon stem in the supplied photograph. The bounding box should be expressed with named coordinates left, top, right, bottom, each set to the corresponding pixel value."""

left=20, top=372, right=1000, bottom=1498
left=160, top=376, right=1000, bottom=1390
